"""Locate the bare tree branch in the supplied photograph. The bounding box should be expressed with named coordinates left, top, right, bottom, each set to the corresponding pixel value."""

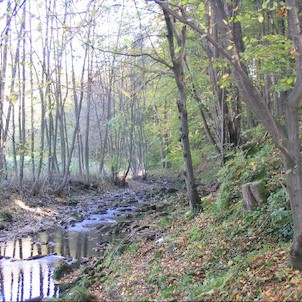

left=85, top=42, right=173, bottom=69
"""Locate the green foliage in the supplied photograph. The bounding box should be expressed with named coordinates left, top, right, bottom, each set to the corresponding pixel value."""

left=266, top=188, right=293, bottom=241
left=128, top=242, right=140, bottom=256
left=59, top=286, right=96, bottom=302
left=242, top=34, right=295, bottom=92
left=217, top=181, right=232, bottom=209
left=185, top=210, right=199, bottom=220
left=157, top=216, right=172, bottom=229
left=0, top=211, right=13, bottom=222
left=153, top=249, right=163, bottom=260
left=217, top=125, right=280, bottom=208
left=189, top=225, right=202, bottom=242
left=53, top=261, right=75, bottom=280
left=115, top=241, right=131, bottom=256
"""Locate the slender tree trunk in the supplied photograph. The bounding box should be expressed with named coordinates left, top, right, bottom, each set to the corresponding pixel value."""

left=54, top=40, right=88, bottom=194
left=18, top=4, right=26, bottom=187
left=12, top=106, right=17, bottom=177
left=185, top=60, right=220, bottom=155
left=0, top=1, right=12, bottom=180
left=163, top=8, right=200, bottom=211
left=83, top=58, right=93, bottom=183
left=31, top=0, right=48, bottom=193
left=28, top=0, right=35, bottom=181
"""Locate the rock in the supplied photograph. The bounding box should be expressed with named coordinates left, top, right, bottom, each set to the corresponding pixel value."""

left=24, top=296, right=43, bottom=302
left=146, top=233, right=156, bottom=241
left=136, top=225, right=150, bottom=231
left=166, top=188, right=178, bottom=194
left=140, top=204, right=157, bottom=213
left=127, top=198, right=138, bottom=204
left=155, top=237, right=165, bottom=245
left=167, top=244, right=177, bottom=255
left=66, top=217, right=77, bottom=224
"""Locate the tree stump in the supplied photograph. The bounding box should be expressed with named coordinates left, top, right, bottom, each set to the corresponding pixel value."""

left=242, top=180, right=267, bottom=210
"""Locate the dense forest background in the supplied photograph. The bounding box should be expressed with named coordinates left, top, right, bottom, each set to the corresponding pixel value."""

left=0, top=0, right=292, bottom=187
left=1, top=0, right=302, bottom=267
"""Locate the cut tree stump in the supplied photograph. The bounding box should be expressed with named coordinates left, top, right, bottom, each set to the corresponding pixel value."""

left=242, top=180, right=267, bottom=210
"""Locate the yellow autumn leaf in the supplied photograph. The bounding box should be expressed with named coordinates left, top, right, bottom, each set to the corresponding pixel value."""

left=222, top=73, right=230, bottom=80
left=258, top=15, right=264, bottom=23
left=290, top=277, right=301, bottom=284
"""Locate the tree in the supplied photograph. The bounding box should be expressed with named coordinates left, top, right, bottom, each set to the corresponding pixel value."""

left=152, top=0, right=302, bottom=269
left=161, top=5, right=200, bottom=211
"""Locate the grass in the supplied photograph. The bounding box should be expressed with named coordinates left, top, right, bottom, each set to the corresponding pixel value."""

left=56, top=286, right=97, bottom=302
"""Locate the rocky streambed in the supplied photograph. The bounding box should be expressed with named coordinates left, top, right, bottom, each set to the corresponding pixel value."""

left=0, top=177, right=182, bottom=302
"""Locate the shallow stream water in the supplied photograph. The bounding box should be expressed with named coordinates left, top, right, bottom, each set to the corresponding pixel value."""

left=0, top=203, right=137, bottom=301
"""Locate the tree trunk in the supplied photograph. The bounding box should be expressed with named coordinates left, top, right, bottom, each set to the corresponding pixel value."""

left=18, top=4, right=26, bottom=187
left=163, top=8, right=200, bottom=211
left=283, top=103, right=302, bottom=269
left=0, top=1, right=11, bottom=180
left=54, top=40, right=88, bottom=194
left=287, top=165, right=302, bottom=269
left=28, top=0, right=36, bottom=182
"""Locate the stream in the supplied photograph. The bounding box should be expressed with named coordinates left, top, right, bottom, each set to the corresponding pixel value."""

left=0, top=179, right=178, bottom=302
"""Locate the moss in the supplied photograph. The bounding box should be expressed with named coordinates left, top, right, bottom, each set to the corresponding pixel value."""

left=53, top=261, right=76, bottom=280
left=59, top=286, right=96, bottom=302
left=0, top=211, right=13, bottom=222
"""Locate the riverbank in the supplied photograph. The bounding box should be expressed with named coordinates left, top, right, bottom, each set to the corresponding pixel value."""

left=56, top=190, right=302, bottom=302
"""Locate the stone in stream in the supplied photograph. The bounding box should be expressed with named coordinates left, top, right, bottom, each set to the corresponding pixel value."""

left=166, top=187, right=178, bottom=193
left=140, top=204, right=157, bottom=213
left=136, top=225, right=150, bottom=232
left=24, top=296, right=43, bottom=302
left=126, top=197, right=138, bottom=204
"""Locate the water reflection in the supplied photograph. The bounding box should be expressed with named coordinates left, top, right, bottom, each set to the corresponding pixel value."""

left=0, top=221, right=116, bottom=260
left=0, top=256, right=60, bottom=301
left=0, top=205, right=134, bottom=301
left=0, top=218, right=116, bottom=301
